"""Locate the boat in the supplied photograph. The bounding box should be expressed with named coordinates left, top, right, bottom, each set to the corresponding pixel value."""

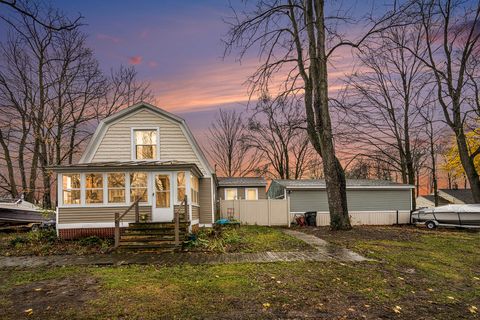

left=412, top=204, right=480, bottom=229
left=0, top=198, right=51, bottom=225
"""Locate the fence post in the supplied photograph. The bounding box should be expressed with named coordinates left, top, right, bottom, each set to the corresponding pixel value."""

left=114, top=212, right=120, bottom=248
left=286, top=196, right=291, bottom=228
left=267, top=199, right=271, bottom=226
left=135, top=202, right=140, bottom=223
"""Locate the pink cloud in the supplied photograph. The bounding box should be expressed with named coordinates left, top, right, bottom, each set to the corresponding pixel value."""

left=140, top=29, right=149, bottom=39
left=96, top=33, right=121, bottom=44
left=128, top=56, right=143, bottom=65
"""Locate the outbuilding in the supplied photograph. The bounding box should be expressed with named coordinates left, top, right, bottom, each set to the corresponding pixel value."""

left=268, top=179, right=415, bottom=225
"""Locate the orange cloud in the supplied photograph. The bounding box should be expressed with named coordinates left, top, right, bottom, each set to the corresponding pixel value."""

left=128, top=56, right=143, bottom=65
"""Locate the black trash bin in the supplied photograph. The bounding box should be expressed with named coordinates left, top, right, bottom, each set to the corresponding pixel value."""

left=304, top=211, right=317, bottom=227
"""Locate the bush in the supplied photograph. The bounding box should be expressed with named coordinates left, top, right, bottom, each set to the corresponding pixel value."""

left=9, top=236, right=28, bottom=247
left=78, top=236, right=103, bottom=246
left=27, top=229, right=57, bottom=243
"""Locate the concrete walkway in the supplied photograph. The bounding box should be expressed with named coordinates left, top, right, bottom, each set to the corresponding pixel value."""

left=0, top=230, right=368, bottom=269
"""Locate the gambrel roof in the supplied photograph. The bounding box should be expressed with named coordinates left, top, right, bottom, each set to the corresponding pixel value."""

left=78, top=102, right=214, bottom=174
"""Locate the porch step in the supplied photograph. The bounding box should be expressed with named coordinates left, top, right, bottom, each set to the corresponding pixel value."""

left=116, top=221, right=189, bottom=252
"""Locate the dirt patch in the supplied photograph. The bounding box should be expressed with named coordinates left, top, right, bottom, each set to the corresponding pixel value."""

left=3, top=276, right=100, bottom=319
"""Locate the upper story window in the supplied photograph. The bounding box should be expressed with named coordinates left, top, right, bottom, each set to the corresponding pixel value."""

left=133, top=129, right=157, bottom=160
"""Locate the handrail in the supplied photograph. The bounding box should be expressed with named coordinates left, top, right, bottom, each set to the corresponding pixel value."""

left=114, top=190, right=147, bottom=248
left=175, top=195, right=188, bottom=247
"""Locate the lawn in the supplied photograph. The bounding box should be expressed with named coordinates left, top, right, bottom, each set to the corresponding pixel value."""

left=187, top=225, right=312, bottom=253
left=0, top=226, right=478, bottom=319
left=0, top=226, right=309, bottom=256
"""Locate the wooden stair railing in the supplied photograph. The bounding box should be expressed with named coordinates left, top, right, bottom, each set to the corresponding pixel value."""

left=175, top=195, right=188, bottom=247
left=114, top=191, right=146, bottom=248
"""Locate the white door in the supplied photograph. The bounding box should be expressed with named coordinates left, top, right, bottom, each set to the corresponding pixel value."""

left=152, top=173, right=173, bottom=222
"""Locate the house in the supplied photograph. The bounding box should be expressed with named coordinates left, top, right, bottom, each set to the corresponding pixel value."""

left=416, top=189, right=476, bottom=208
left=217, top=177, right=267, bottom=200
left=51, top=102, right=216, bottom=240
left=268, top=179, right=414, bottom=217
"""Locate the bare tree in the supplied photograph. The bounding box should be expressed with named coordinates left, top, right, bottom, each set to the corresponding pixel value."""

left=395, top=0, right=480, bottom=202
left=0, top=0, right=83, bottom=31
left=0, top=6, right=152, bottom=207
left=206, top=109, right=260, bottom=177
left=243, top=96, right=317, bottom=179
left=339, top=26, right=433, bottom=209
left=224, top=0, right=408, bottom=229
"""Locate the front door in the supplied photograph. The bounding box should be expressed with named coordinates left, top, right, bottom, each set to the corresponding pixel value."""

left=152, top=173, right=173, bottom=222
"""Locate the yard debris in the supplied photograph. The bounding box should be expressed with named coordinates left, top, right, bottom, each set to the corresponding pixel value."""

left=473, top=277, right=480, bottom=281
left=427, top=288, right=434, bottom=292
left=393, top=306, right=402, bottom=313
left=34, top=288, right=42, bottom=291
left=262, top=303, right=271, bottom=309
left=397, top=276, right=404, bottom=280
left=24, top=308, right=33, bottom=316
left=447, top=296, right=455, bottom=300
left=469, top=306, right=478, bottom=314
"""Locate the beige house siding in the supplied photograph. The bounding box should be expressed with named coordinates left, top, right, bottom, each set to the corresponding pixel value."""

left=217, top=187, right=267, bottom=200
left=91, top=109, right=207, bottom=175
left=199, top=178, right=213, bottom=224
left=192, top=206, right=200, bottom=221
left=58, top=206, right=152, bottom=224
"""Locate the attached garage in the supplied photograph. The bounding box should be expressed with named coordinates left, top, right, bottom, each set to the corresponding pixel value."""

left=267, top=179, right=414, bottom=225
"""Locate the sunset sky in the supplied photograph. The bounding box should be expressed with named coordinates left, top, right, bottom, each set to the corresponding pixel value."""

left=50, top=0, right=373, bottom=135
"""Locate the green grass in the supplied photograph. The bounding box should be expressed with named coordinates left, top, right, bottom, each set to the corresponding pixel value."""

left=0, top=227, right=478, bottom=319
left=187, top=225, right=311, bottom=253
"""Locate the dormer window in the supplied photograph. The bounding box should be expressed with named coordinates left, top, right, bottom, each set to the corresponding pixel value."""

left=133, top=129, right=158, bottom=160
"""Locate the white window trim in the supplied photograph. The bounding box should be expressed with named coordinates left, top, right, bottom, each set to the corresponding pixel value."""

left=106, top=172, right=127, bottom=205
left=130, top=127, right=160, bottom=161
left=224, top=188, right=238, bottom=200
left=245, top=187, right=258, bottom=200
left=59, top=173, right=83, bottom=207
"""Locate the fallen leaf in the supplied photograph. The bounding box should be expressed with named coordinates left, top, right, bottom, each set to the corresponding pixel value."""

left=215, top=275, right=219, bottom=278
left=364, top=304, right=370, bottom=308
left=34, top=288, right=42, bottom=292
left=469, top=306, right=477, bottom=314
left=397, top=277, right=404, bottom=280
left=427, top=288, right=434, bottom=292
left=473, top=277, right=480, bottom=281
left=24, top=309, right=33, bottom=316
left=263, top=303, right=271, bottom=308
left=348, top=308, right=355, bottom=312
left=276, top=280, right=281, bottom=284
left=411, top=290, right=416, bottom=294
left=393, top=306, right=402, bottom=314
left=447, top=296, right=455, bottom=300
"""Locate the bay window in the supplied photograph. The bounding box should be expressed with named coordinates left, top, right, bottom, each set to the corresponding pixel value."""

left=62, top=174, right=81, bottom=205
left=177, top=171, right=186, bottom=202
left=108, top=173, right=126, bottom=203
left=130, top=172, right=148, bottom=202
left=85, top=173, right=103, bottom=204
left=190, top=175, right=199, bottom=204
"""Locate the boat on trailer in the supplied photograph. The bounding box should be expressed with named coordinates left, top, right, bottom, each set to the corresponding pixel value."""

left=412, top=204, right=480, bottom=229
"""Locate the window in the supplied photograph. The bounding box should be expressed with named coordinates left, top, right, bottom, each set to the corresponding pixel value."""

left=108, top=173, right=125, bottom=203
left=130, top=172, right=148, bottom=202
left=191, top=175, right=199, bottom=204
left=133, top=129, right=157, bottom=160
left=224, top=188, right=237, bottom=200
left=62, top=174, right=81, bottom=205
left=85, top=173, right=103, bottom=204
left=177, top=171, right=186, bottom=202
left=155, top=174, right=170, bottom=208
left=245, top=188, right=258, bottom=200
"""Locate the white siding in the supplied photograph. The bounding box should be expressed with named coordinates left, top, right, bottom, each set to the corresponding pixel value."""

left=90, top=109, right=207, bottom=174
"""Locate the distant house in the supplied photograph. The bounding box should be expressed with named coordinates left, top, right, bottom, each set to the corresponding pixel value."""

left=417, top=189, right=476, bottom=208
left=217, top=177, right=267, bottom=200
left=268, top=179, right=414, bottom=215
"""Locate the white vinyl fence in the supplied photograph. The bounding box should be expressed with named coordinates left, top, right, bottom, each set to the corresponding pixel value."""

left=220, top=199, right=290, bottom=226
left=314, top=211, right=411, bottom=226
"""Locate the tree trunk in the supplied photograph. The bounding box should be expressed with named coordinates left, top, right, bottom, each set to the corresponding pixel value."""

left=456, top=128, right=480, bottom=202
